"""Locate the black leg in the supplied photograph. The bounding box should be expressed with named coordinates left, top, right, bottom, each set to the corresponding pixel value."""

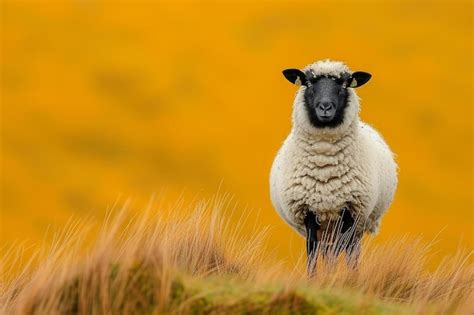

left=304, top=212, right=320, bottom=275
left=340, top=208, right=361, bottom=268
left=340, top=207, right=355, bottom=234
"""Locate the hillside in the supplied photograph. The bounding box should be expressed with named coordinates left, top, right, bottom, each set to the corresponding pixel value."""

left=1, top=197, right=472, bottom=314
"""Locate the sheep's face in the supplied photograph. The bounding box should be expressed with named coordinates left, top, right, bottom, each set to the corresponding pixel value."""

left=283, top=68, right=371, bottom=128
left=304, top=75, right=350, bottom=127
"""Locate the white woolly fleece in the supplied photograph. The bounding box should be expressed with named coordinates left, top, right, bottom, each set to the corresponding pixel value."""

left=303, top=59, right=350, bottom=78
left=270, top=60, right=397, bottom=236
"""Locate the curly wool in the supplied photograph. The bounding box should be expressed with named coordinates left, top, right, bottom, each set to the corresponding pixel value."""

left=270, top=60, right=397, bottom=236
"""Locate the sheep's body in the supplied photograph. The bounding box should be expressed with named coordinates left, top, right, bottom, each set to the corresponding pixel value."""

left=270, top=60, right=397, bottom=237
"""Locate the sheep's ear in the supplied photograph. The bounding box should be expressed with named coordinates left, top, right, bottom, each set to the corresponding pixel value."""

left=349, top=71, right=372, bottom=88
left=282, top=69, right=308, bottom=86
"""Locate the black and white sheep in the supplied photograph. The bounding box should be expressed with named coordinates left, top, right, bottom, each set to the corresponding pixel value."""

left=269, top=60, right=397, bottom=270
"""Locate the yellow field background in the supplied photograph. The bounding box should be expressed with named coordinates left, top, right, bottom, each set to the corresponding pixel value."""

left=1, top=0, right=472, bottom=265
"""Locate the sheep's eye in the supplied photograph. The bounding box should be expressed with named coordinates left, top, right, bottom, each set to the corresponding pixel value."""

left=330, top=77, right=345, bottom=86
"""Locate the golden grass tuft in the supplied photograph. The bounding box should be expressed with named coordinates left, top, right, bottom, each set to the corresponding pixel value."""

left=1, top=195, right=473, bottom=314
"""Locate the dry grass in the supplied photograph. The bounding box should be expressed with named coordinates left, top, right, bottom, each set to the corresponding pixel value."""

left=1, top=195, right=473, bottom=314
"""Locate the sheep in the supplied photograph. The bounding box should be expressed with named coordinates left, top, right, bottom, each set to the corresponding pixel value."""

left=269, top=59, right=397, bottom=271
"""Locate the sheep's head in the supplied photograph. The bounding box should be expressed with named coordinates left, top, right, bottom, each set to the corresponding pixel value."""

left=283, top=61, right=371, bottom=128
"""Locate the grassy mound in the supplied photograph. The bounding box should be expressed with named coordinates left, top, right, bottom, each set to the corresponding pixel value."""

left=1, top=197, right=472, bottom=314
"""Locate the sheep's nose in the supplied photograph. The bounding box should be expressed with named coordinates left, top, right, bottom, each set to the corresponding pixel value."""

left=317, top=102, right=335, bottom=111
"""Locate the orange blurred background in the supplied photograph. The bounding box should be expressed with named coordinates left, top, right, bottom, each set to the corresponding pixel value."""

left=1, top=0, right=472, bottom=264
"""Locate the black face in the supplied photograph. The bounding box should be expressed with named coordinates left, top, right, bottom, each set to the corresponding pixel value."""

left=282, top=68, right=372, bottom=129
left=304, top=76, right=349, bottom=128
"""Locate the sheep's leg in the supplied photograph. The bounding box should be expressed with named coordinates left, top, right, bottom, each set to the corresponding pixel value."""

left=304, top=211, right=320, bottom=276
left=324, top=207, right=355, bottom=258
left=340, top=207, right=355, bottom=235
left=339, top=207, right=361, bottom=267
